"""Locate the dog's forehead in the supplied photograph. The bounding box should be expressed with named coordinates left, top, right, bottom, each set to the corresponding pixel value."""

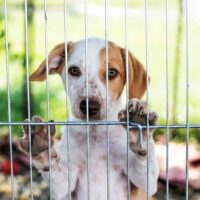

left=68, top=38, right=105, bottom=71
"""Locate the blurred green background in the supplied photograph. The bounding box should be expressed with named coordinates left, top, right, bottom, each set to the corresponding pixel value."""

left=0, top=0, right=200, bottom=142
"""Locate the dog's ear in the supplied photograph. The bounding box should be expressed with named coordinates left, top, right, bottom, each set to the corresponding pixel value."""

left=121, top=49, right=148, bottom=99
left=29, top=42, right=74, bottom=81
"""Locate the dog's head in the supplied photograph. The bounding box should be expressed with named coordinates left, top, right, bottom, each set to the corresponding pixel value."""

left=30, top=38, right=147, bottom=120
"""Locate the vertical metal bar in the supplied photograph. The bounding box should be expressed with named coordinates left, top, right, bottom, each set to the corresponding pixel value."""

left=63, top=1, right=71, bottom=199
left=24, top=0, right=33, bottom=199
left=185, top=0, right=189, bottom=199
left=165, top=0, right=169, bottom=199
left=105, top=0, right=110, bottom=199
left=124, top=0, right=130, bottom=200
left=4, top=1, right=14, bottom=199
left=84, top=0, right=90, bottom=199
left=43, top=1, right=53, bottom=199
left=144, top=0, right=150, bottom=199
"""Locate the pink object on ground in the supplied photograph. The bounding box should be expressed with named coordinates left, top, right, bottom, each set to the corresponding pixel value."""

left=156, top=143, right=200, bottom=190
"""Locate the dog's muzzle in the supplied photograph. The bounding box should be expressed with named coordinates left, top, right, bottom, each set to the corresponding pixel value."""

left=79, top=99, right=100, bottom=117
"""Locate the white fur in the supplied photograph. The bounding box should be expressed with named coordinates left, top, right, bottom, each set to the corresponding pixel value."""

left=34, top=38, right=158, bottom=199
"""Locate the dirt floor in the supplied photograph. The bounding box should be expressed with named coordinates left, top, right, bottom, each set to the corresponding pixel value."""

left=0, top=135, right=200, bottom=199
left=0, top=170, right=200, bottom=200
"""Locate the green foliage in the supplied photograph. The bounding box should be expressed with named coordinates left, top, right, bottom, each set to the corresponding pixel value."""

left=155, top=128, right=200, bottom=144
left=0, top=8, right=5, bottom=53
left=0, top=82, right=66, bottom=136
left=0, top=85, right=23, bottom=135
left=0, top=86, right=23, bottom=122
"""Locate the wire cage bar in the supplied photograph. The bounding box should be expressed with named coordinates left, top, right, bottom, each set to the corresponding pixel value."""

left=84, top=1, right=91, bottom=199
left=24, top=0, right=34, bottom=199
left=4, top=0, right=14, bottom=199
left=144, top=0, right=150, bottom=198
left=165, top=0, right=170, bottom=198
left=104, top=0, right=110, bottom=199
left=43, top=0, right=53, bottom=198
left=63, top=0, right=72, bottom=199
left=185, top=0, right=190, bottom=199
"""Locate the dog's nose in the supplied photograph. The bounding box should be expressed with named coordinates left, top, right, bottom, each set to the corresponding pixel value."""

left=80, top=100, right=100, bottom=116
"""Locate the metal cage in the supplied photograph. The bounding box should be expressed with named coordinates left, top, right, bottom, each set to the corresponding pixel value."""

left=1, top=0, right=199, bottom=200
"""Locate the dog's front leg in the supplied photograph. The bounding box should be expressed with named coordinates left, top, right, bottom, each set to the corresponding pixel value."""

left=118, top=98, right=159, bottom=197
left=18, top=116, right=79, bottom=200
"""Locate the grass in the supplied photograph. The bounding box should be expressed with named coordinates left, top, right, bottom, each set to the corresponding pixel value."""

left=0, top=1, right=200, bottom=139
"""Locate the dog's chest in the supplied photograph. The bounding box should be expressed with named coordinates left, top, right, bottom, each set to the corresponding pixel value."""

left=60, top=125, right=128, bottom=200
left=76, top=154, right=128, bottom=200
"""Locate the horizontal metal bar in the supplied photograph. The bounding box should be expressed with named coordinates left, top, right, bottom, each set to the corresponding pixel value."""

left=0, top=121, right=200, bottom=129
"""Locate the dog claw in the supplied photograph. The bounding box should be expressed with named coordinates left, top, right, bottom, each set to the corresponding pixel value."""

left=118, top=98, right=158, bottom=156
left=119, top=99, right=158, bottom=126
left=31, top=115, right=43, bottom=133
left=49, top=120, right=56, bottom=136
left=149, top=112, right=158, bottom=126
left=23, top=119, right=29, bottom=134
left=19, top=115, right=56, bottom=157
left=118, top=111, right=126, bottom=122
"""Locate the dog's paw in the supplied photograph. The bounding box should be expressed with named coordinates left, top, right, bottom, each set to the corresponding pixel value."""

left=118, top=98, right=158, bottom=126
left=18, top=115, right=56, bottom=157
left=118, top=98, right=158, bottom=156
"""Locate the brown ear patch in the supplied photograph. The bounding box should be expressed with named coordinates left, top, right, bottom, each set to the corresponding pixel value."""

left=99, top=43, right=126, bottom=101
left=120, top=48, right=147, bottom=99
left=29, top=42, right=74, bottom=81
left=99, top=41, right=147, bottom=101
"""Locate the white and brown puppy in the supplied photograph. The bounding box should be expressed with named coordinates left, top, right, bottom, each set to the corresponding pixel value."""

left=19, top=38, right=159, bottom=200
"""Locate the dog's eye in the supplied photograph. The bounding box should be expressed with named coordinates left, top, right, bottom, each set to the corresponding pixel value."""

left=108, top=68, right=118, bottom=80
left=68, top=66, right=81, bottom=77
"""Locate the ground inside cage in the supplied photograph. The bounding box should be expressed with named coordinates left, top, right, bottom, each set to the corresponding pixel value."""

left=0, top=134, right=200, bottom=200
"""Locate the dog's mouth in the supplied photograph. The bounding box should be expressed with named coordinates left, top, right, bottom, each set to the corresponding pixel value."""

left=79, top=99, right=101, bottom=120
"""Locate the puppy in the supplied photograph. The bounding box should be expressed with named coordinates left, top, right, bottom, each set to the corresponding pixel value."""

left=19, top=38, right=159, bottom=200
